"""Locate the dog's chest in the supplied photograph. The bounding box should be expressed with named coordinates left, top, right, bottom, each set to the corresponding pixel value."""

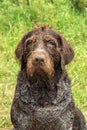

left=19, top=82, right=74, bottom=130
left=26, top=105, right=73, bottom=130
left=20, top=82, right=57, bottom=105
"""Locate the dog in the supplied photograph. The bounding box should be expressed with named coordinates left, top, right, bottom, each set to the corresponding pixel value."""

left=11, top=26, right=87, bottom=130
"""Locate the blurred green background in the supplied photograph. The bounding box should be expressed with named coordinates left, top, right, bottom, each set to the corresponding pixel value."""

left=0, top=0, right=87, bottom=129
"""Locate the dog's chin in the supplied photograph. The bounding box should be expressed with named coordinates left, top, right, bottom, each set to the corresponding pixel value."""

left=27, top=65, right=54, bottom=80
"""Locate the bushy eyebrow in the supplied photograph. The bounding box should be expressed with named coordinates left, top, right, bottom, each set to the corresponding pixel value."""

left=44, top=35, right=58, bottom=46
left=25, top=35, right=36, bottom=43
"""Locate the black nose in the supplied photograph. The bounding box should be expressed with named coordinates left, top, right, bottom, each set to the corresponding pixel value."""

left=33, top=56, right=45, bottom=65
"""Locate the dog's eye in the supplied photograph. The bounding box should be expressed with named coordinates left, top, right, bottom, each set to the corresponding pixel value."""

left=47, top=41, right=56, bottom=48
left=26, top=40, right=33, bottom=45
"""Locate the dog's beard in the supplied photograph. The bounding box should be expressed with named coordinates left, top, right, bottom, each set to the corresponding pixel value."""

left=28, top=68, right=54, bottom=85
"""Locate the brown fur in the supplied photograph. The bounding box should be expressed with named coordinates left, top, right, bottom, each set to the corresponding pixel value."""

left=11, top=26, right=86, bottom=130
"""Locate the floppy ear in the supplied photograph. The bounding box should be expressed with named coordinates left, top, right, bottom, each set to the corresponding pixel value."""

left=15, top=35, right=27, bottom=70
left=57, top=33, right=74, bottom=69
left=15, top=31, right=33, bottom=70
left=15, top=40, right=23, bottom=62
left=15, top=31, right=33, bottom=62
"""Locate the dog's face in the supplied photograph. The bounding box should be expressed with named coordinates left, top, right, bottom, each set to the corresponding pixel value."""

left=15, top=26, right=74, bottom=79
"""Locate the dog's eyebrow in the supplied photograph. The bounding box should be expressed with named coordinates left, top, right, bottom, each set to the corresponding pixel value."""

left=44, top=35, right=58, bottom=47
left=44, top=35, right=57, bottom=42
left=25, top=35, right=36, bottom=43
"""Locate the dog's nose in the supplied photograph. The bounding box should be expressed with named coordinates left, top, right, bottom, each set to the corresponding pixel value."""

left=33, top=56, right=45, bottom=65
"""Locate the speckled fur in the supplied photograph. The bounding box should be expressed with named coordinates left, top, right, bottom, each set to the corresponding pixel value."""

left=11, top=26, right=87, bottom=130
left=11, top=71, right=74, bottom=130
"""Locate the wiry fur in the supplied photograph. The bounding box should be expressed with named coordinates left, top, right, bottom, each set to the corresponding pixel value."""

left=11, top=26, right=87, bottom=130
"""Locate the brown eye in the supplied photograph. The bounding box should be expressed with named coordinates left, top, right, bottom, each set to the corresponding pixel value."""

left=47, top=41, right=56, bottom=48
left=28, top=40, right=32, bottom=45
left=26, top=40, right=33, bottom=45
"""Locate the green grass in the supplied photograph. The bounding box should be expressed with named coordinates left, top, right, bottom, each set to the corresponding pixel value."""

left=0, top=0, right=87, bottom=129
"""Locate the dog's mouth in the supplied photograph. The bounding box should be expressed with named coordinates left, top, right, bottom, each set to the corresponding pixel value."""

left=32, top=64, right=50, bottom=77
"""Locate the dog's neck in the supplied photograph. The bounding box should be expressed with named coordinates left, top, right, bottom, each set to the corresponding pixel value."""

left=19, top=69, right=67, bottom=106
left=29, top=71, right=65, bottom=106
left=27, top=77, right=57, bottom=106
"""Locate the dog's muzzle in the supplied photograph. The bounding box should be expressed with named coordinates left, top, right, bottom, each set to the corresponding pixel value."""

left=26, top=49, right=54, bottom=78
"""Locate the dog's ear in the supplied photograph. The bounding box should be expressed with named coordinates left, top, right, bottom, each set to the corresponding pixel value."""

left=57, top=33, right=74, bottom=69
left=15, top=32, right=33, bottom=70
left=15, top=40, right=23, bottom=62
left=15, top=31, right=33, bottom=62
left=15, top=34, right=26, bottom=62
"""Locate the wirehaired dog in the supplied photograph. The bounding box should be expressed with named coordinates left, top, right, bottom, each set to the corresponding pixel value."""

left=11, top=26, right=87, bottom=130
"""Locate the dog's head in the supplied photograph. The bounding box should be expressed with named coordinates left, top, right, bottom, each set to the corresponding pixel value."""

left=15, top=26, right=74, bottom=79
